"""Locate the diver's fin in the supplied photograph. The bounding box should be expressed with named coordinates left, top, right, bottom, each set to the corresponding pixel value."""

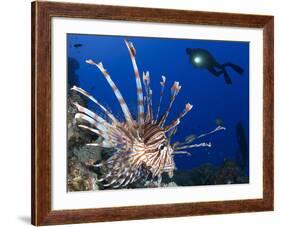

left=223, top=71, right=232, bottom=85
left=224, top=63, right=244, bottom=75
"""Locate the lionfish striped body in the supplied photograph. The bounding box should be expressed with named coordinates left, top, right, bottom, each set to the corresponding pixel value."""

left=72, top=40, right=225, bottom=189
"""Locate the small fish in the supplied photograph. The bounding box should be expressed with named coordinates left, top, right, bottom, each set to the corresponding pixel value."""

left=74, top=43, right=83, bottom=48
left=186, top=48, right=244, bottom=85
left=72, top=40, right=225, bottom=188
left=185, top=134, right=197, bottom=144
left=215, top=118, right=224, bottom=126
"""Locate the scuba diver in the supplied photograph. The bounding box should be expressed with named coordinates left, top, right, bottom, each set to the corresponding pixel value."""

left=186, top=48, right=244, bottom=85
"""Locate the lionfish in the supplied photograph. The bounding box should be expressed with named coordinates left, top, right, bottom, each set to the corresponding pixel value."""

left=71, top=40, right=225, bottom=189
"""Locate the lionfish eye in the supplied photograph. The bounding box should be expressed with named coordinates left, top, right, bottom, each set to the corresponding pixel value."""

left=159, top=143, right=166, bottom=151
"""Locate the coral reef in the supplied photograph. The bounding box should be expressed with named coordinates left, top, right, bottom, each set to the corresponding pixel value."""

left=67, top=154, right=97, bottom=191
left=67, top=89, right=101, bottom=191
left=168, top=159, right=249, bottom=187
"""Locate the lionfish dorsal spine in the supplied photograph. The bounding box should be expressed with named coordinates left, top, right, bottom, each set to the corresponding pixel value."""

left=158, top=81, right=181, bottom=127
left=167, top=126, right=177, bottom=140
left=155, top=75, right=166, bottom=123
left=86, top=59, right=135, bottom=129
left=164, top=103, right=193, bottom=132
left=125, top=40, right=145, bottom=134
left=142, top=71, right=153, bottom=123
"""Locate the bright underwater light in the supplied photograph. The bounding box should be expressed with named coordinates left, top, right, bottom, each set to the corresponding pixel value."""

left=194, top=56, right=202, bottom=64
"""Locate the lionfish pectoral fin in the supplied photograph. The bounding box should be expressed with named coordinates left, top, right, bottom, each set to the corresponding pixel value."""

left=197, top=126, right=226, bottom=139
left=78, top=125, right=102, bottom=137
left=175, top=142, right=212, bottom=151
left=71, top=86, right=119, bottom=124
left=86, top=58, right=136, bottom=130
left=75, top=114, right=109, bottom=138
left=73, top=102, right=110, bottom=126
left=103, top=179, right=118, bottom=187
left=86, top=141, right=113, bottom=148
left=92, top=162, right=103, bottom=167
left=173, top=151, right=192, bottom=156
left=173, top=125, right=224, bottom=150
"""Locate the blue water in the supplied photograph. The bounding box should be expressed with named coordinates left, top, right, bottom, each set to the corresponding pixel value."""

left=67, top=34, right=249, bottom=176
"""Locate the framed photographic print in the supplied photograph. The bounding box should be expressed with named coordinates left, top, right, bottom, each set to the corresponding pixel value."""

left=31, top=1, right=274, bottom=226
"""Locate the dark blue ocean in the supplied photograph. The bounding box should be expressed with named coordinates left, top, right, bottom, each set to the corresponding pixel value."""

left=67, top=34, right=249, bottom=177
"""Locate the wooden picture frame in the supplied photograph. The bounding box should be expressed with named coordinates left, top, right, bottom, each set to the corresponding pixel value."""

left=31, top=1, right=274, bottom=226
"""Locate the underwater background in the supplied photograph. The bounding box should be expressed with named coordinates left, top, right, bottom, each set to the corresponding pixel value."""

left=67, top=34, right=249, bottom=191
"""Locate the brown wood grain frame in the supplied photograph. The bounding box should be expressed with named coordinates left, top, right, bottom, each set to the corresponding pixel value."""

left=31, top=1, right=274, bottom=226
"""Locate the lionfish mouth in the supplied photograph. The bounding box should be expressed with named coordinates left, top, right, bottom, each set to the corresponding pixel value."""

left=71, top=39, right=225, bottom=189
